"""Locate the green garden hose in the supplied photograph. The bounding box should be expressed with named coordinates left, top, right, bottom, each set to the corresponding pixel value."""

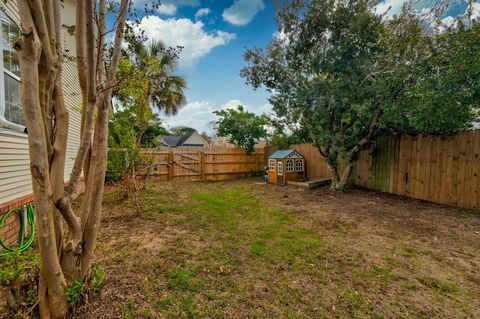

left=0, top=204, right=35, bottom=257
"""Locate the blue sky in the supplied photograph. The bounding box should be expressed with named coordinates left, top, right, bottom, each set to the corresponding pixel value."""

left=129, top=0, right=278, bottom=133
left=128, top=0, right=478, bottom=133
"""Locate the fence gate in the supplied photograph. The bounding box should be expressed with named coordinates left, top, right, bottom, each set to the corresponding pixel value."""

left=141, top=147, right=264, bottom=182
left=171, top=149, right=203, bottom=181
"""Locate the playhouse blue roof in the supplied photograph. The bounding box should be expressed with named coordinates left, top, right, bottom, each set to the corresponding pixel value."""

left=269, top=150, right=304, bottom=159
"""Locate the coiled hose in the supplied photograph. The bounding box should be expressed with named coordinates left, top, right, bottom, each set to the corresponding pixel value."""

left=0, top=204, right=35, bottom=257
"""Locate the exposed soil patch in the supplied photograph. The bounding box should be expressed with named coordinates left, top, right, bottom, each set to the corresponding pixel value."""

left=61, top=178, right=480, bottom=318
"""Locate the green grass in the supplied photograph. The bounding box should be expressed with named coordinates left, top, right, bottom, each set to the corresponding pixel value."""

left=129, top=185, right=329, bottom=317
left=94, top=180, right=480, bottom=318
left=190, top=188, right=324, bottom=265
left=458, top=208, right=480, bottom=217
left=418, top=276, right=460, bottom=294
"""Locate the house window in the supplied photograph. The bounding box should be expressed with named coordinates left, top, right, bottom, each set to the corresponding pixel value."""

left=286, top=159, right=294, bottom=172
left=295, top=159, right=304, bottom=172
left=278, top=161, right=283, bottom=176
left=269, top=159, right=275, bottom=171
left=0, top=12, right=24, bottom=132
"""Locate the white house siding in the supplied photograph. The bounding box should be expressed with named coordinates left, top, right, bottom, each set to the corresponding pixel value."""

left=61, top=2, right=82, bottom=181
left=0, top=1, right=82, bottom=205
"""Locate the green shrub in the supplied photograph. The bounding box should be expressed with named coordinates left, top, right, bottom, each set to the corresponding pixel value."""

left=0, top=250, right=39, bottom=316
left=106, top=148, right=129, bottom=182
left=90, top=263, right=106, bottom=293
left=66, top=280, right=84, bottom=305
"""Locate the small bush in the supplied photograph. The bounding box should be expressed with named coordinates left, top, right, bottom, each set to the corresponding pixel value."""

left=106, top=148, right=129, bottom=182
left=66, top=280, right=84, bottom=305
left=0, top=250, right=39, bottom=316
left=90, top=263, right=106, bottom=293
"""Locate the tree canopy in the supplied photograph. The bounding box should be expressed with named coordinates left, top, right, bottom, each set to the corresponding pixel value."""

left=241, top=0, right=480, bottom=189
left=108, top=38, right=187, bottom=182
left=214, top=105, right=269, bottom=154
left=169, top=126, right=196, bottom=136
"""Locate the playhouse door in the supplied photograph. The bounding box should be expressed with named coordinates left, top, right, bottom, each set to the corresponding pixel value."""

left=277, top=161, right=284, bottom=185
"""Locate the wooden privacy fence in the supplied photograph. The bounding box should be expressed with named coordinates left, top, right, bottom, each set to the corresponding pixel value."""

left=353, top=131, right=480, bottom=209
left=267, top=130, right=480, bottom=209
left=140, top=147, right=265, bottom=181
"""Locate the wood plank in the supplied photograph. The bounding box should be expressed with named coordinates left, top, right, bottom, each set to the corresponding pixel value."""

left=404, top=136, right=413, bottom=197
left=409, top=135, right=418, bottom=197
left=422, top=135, right=432, bottom=201
left=474, top=131, right=480, bottom=208
left=439, top=137, right=449, bottom=204
left=432, top=135, right=440, bottom=202
left=445, top=137, right=455, bottom=205
left=451, top=134, right=460, bottom=206
left=457, top=132, right=468, bottom=207
left=176, top=153, right=198, bottom=161
left=464, top=130, right=474, bottom=208
left=396, top=136, right=406, bottom=195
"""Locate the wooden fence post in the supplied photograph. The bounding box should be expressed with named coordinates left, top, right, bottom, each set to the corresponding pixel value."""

left=198, top=150, right=205, bottom=181
left=256, top=152, right=261, bottom=173
left=168, top=148, right=174, bottom=181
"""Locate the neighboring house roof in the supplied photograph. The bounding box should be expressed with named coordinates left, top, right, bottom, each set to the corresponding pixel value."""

left=161, top=135, right=182, bottom=147
left=269, top=150, right=304, bottom=159
left=160, top=131, right=207, bottom=147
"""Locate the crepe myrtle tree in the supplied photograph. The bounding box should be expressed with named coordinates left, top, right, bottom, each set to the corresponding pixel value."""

left=241, top=0, right=479, bottom=190
left=12, top=0, right=164, bottom=317
left=214, top=105, right=269, bottom=154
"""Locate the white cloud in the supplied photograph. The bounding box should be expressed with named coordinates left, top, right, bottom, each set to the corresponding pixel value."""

left=375, top=0, right=409, bottom=18
left=221, top=99, right=273, bottom=115
left=157, top=3, right=177, bottom=15
left=134, top=16, right=236, bottom=69
left=163, top=0, right=199, bottom=6
left=163, top=99, right=273, bottom=132
left=131, top=0, right=199, bottom=7
left=435, top=2, right=480, bottom=32
left=222, top=0, right=265, bottom=26
left=195, top=8, right=211, bottom=20
left=163, top=100, right=216, bottom=132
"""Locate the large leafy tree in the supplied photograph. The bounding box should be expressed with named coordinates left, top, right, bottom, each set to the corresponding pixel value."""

left=241, top=0, right=479, bottom=189
left=214, top=105, right=269, bottom=154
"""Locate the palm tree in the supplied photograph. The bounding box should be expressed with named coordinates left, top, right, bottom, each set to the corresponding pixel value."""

left=134, top=39, right=187, bottom=116
left=115, top=39, right=187, bottom=143
left=111, top=39, right=188, bottom=204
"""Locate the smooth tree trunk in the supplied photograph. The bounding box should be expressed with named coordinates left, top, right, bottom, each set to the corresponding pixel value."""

left=14, top=0, right=130, bottom=317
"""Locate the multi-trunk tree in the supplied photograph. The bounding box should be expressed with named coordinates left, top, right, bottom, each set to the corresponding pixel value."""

left=13, top=0, right=161, bottom=317
left=242, top=0, right=479, bottom=190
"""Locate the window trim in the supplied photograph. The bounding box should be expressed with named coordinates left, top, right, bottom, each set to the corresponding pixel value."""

left=286, top=159, right=294, bottom=172
left=295, top=159, right=304, bottom=172
left=269, top=159, right=275, bottom=171
left=0, top=11, right=25, bottom=133
left=277, top=161, right=284, bottom=176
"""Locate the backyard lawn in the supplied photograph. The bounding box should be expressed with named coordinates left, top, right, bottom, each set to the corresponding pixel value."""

left=74, top=178, right=480, bottom=318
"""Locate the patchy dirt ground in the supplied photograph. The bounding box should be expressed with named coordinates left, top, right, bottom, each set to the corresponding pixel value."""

left=70, top=178, right=479, bottom=318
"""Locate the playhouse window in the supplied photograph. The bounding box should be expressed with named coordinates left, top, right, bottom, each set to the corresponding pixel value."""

left=295, top=159, right=304, bottom=172
left=278, top=161, right=283, bottom=176
left=269, top=159, right=275, bottom=171
left=286, top=159, right=294, bottom=172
